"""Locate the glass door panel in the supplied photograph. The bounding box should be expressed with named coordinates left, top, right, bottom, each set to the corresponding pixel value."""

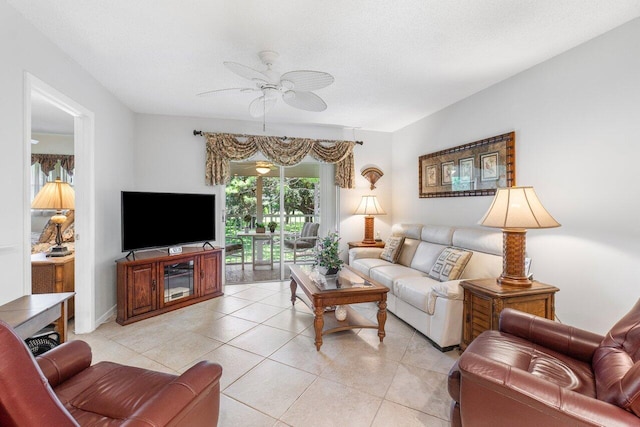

left=224, top=159, right=322, bottom=284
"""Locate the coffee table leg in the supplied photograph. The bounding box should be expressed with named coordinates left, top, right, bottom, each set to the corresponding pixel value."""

left=314, top=306, right=324, bottom=351
left=377, top=298, right=387, bottom=343
left=290, top=279, right=297, bottom=306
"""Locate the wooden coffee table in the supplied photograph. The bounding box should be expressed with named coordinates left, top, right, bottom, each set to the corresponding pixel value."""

left=290, top=265, right=389, bottom=350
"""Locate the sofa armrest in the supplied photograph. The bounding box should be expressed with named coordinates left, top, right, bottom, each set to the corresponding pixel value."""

left=499, top=308, right=603, bottom=363
left=458, top=352, right=639, bottom=427
left=36, top=340, right=92, bottom=387
left=125, top=361, right=223, bottom=426
left=348, top=247, right=383, bottom=263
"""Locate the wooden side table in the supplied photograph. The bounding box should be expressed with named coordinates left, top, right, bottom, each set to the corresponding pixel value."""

left=460, top=278, right=559, bottom=351
left=348, top=241, right=385, bottom=249
left=31, top=252, right=75, bottom=319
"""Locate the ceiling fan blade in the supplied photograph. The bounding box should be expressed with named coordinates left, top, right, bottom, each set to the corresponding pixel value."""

left=249, top=96, right=278, bottom=117
left=280, top=70, right=334, bottom=91
left=196, top=87, right=257, bottom=97
left=282, top=91, right=327, bottom=112
left=224, top=62, right=269, bottom=83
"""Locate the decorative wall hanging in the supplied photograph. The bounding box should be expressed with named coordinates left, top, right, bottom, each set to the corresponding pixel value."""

left=194, top=130, right=361, bottom=189
left=418, top=132, right=515, bottom=198
left=360, top=165, right=383, bottom=190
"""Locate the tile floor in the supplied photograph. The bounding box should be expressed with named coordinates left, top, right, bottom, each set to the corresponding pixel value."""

left=70, top=281, right=458, bottom=426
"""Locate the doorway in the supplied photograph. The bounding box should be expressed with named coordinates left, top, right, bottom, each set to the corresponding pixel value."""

left=25, top=73, right=96, bottom=334
left=224, top=159, right=333, bottom=284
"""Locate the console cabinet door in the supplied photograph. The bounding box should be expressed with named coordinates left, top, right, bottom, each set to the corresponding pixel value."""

left=128, top=263, right=157, bottom=317
left=159, top=255, right=196, bottom=307
left=200, top=251, right=222, bottom=296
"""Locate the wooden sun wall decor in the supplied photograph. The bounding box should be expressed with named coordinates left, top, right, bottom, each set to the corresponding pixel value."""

left=361, top=166, right=383, bottom=190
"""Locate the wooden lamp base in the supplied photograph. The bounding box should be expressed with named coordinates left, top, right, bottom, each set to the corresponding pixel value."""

left=497, top=228, right=532, bottom=287
left=362, top=216, right=375, bottom=244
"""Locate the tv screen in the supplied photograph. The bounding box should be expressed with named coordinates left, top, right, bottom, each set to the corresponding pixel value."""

left=121, top=191, right=215, bottom=252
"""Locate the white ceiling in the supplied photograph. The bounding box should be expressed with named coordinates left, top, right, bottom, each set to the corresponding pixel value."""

left=13, top=0, right=640, bottom=133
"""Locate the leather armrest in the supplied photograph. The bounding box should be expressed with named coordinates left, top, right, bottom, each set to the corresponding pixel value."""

left=126, top=361, right=223, bottom=425
left=348, top=247, right=383, bottom=260
left=36, top=340, right=92, bottom=387
left=459, top=352, right=640, bottom=426
left=499, top=308, right=603, bottom=363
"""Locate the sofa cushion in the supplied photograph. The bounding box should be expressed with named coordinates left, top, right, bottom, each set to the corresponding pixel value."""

left=396, top=238, right=421, bottom=267
left=428, top=247, right=473, bottom=281
left=351, top=257, right=391, bottom=277
left=369, top=264, right=426, bottom=289
left=394, top=276, right=461, bottom=314
left=410, top=241, right=448, bottom=274
left=421, top=225, right=455, bottom=245
left=466, top=330, right=597, bottom=397
left=379, top=236, right=405, bottom=263
left=593, top=298, right=640, bottom=416
left=391, top=223, right=422, bottom=239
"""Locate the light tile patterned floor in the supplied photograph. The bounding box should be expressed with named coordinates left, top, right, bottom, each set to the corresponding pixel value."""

left=70, top=281, right=458, bottom=426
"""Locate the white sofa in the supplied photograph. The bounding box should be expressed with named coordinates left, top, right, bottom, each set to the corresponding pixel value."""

left=348, top=224, right=503, bottom=351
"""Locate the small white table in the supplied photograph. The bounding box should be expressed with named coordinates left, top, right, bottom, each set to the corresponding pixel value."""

left=236, top=231, right=276, bottom=269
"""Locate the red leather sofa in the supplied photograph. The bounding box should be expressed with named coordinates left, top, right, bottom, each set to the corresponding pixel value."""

left=448, top=300, right=640, bottom=426
left=0, top=319, right=222, bottom=426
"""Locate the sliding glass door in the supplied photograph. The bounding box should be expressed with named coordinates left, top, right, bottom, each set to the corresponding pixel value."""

left=224, top=158, right=332, bottom=284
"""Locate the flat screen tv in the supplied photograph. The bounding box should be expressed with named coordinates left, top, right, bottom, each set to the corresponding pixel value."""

left=121, top=191, right=215, bottom=252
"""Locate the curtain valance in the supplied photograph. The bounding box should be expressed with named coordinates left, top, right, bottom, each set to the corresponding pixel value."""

left=31, top=154, right=75, bottom=176
left=204, top=133, right=356, bottom=188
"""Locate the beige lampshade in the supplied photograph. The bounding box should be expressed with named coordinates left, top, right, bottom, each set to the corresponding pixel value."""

left=479, top=187, right=560, bottom=229
left=353, top=195, right=386, bottom=216
left=32, top=178, right=75, bottom=211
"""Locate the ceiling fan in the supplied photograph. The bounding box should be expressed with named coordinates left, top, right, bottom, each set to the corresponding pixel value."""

left=197, top=51, right=334, bottom=117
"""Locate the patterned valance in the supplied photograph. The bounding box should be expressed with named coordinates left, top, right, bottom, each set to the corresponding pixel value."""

left=31, top=154, right=75, bottom=176
left=204, top=133, right=356, bottom=188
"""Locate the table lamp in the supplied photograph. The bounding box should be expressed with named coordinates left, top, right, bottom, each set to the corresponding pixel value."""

left=479, top=186, right=560, bottom=287
left=32, top=178, right=75, bottom=257
left=353, top=195, right=386, bottom=244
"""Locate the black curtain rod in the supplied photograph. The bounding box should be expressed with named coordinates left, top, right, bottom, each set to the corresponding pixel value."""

left=193, top=130, right=363, bottom=145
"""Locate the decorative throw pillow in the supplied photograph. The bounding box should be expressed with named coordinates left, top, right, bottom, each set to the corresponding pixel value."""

left=379, top=236, right=405, bottom=263
left=428, top=247, right=473, bottom=282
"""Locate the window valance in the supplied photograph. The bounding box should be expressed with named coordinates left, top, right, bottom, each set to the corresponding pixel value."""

left=204, top=133, right=356, bottom=188
left=31, top=154, right=75, bottom=176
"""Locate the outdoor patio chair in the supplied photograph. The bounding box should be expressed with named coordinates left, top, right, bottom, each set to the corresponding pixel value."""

left=283, top=222, right=319, bottom=263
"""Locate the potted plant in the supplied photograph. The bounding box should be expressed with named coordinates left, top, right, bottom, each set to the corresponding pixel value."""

left=255, top=222, right=265, bottom=233
left=267, top=221, right=277, bottom=233
left=243, top=214, right=252, bottom=232
left=314, top=231, right=344, bottom=275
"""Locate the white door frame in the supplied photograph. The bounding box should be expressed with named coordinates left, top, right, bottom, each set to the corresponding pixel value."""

left=24, top=73, right=96, bottom=333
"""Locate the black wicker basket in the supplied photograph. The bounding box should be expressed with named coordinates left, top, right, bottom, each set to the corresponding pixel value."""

left=25, top=331, right=60, bottom=356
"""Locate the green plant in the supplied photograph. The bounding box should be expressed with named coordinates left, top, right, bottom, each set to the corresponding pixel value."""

left=314, top=231, right=344, bottom=271
left=243, top=214, right=252, bottom=225
left=267, top=221, right=277, bottom=231
left=255, top=222, right=265, bottom=228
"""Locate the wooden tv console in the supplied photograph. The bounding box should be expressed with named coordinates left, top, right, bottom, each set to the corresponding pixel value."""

left=116, top=246, right=223, bottom=325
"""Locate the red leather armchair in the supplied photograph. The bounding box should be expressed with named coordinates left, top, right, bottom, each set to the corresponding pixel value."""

left=448, top=300, right=640, bottom=427
left=0, top=320, right=222, bottom=426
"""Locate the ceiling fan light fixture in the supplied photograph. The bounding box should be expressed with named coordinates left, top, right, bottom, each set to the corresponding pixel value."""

left=256, top=161, right=272, bottom=175
left=200, top=51, right=334, bottom=117
left=281, top=80, right=294, bottom=90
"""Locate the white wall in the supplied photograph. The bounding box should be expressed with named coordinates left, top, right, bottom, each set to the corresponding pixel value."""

left=391, top=18, right=640, bottom=334
left=1, top=1, right=135, bottom=324
left=133, top=114, right=393, bottom=262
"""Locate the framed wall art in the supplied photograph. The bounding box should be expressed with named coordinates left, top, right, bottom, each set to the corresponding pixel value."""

left=418, top=131, right=515, bottom=198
